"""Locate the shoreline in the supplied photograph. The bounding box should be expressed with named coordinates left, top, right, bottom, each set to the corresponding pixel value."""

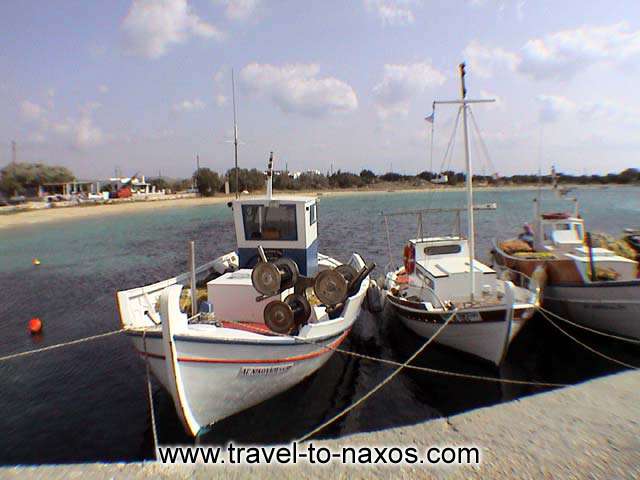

left=0, top=184, right=629, bottom=231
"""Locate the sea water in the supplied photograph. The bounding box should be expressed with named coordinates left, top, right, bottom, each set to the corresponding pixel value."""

left=0, top=186, right=638, bottom=463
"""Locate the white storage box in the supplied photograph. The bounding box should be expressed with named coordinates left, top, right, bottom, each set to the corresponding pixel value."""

left=207, top=269, right=291, bottom=324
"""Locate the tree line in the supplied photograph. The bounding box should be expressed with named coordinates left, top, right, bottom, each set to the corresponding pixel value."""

left=1, top=161, right=639, bottom=198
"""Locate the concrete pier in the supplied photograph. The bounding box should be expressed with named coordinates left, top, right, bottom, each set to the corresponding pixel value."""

left=2, top=370, right=639, bottom=479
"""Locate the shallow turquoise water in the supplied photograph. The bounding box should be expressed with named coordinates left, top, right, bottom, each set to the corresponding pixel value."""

left=0, top=186, right=638, bottom=464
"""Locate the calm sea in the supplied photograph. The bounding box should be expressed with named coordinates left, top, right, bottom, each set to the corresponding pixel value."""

left=1, top=186, right=639, bottom=464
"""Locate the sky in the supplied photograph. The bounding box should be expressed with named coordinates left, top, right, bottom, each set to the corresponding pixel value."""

left=2, top=0, right=640, bottom=179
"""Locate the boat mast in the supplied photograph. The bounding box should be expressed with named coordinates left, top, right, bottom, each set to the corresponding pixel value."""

left=432, top=63, right=494, bottom=301
left=232, top=69, right=239, bottom=199
left=459, top=63, right=476, bottom=301
left=266, top=151, right=274, bottom=201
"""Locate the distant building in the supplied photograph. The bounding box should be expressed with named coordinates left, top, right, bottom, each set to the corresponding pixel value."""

left=108, top=174, right=154, bottom=194
left=39, top=180, right=105, bottom=199
left=430, top=173, right=449, bottom=184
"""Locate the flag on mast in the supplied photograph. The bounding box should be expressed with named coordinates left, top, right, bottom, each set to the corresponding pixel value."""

left=424, top=112, right=435, bottom=123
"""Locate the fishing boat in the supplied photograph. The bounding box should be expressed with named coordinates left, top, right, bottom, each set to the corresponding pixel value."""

left=492, top=198, right=640, bottom=340
left=116, top=154, right=373, bottom=437
left=382, top=63, right=540, bottom=366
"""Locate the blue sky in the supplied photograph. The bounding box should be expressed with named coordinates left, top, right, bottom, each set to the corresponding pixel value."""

left=2, top=0, right=640, bottom=179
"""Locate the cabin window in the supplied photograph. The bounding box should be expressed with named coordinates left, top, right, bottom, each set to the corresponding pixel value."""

left=309, top=203, right=317, bottom=226
left=424, top=244, right=461, bottom=255
left=242, top=204, right=298, bottom=241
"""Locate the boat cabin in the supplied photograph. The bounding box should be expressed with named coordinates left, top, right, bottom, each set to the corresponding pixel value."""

left=409, top=236, right=497, bottom=302
left=231, top=196, right=319, bottom=276
left=563, top=247, right=638, bottom=282
left=535, top=213, right=585, bottom=251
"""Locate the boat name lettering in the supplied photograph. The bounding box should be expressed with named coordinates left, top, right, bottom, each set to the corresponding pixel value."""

left=240, top=364, right=293, bottom=377
left=456, top=312, right=482, bottom=322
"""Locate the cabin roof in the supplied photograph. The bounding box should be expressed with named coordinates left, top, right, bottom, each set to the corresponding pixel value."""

left=418, top=257, right=494, bottom=275
left=410, top=236, right=464, bottom=245
left=566, top=247, right=637, bottom=264
left=232, top=195, right=316, bottom=205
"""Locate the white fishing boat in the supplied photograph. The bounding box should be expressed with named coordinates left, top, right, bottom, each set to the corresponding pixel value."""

left=383, top=63, right=540, bottom=366
left=492, top=199, right=640, bottom=339
left=117, top=154, right=373, bottom=437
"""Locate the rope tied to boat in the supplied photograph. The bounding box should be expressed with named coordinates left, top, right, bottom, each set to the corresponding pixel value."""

left=0, top=328, right=126, bottom=363
left=218, top=317, right=569, bottom=388
left=537, top=307, right=639, bottom=370
left=142, top=330, right=159, bottom=460
left=536, top=305, right=640, bottom=345
left=297, top=309, right=458, bottom=442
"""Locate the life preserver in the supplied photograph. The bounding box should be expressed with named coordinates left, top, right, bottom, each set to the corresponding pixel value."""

left=403, top=243, right=416, bottom=274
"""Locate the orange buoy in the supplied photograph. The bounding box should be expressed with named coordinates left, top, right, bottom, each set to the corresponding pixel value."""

left=32, top=258, right=41, bottom=266
left=28, top=317, right=42, bottom=335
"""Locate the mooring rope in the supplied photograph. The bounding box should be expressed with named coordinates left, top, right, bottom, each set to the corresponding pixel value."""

left=538, top=308, right=638, bottom=370
left=219, top=317, right=568, bottom=388
left=0, top=328, right=125, bottom=363
left=297, top=310, right=458, bottom=442
left=142, top=331, right=159, bottom=459
left=537, top=305, right=640, bottom=345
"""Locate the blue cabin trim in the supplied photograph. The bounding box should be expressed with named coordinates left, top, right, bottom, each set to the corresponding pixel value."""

left=238, top=238, right=318, bottom=276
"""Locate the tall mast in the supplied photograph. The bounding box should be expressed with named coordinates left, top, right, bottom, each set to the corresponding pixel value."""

left=432, top=64, right=494, bottom=302
left=232, top=68, right=239, bottom=199
left=459, top=62, right=476, bottom=301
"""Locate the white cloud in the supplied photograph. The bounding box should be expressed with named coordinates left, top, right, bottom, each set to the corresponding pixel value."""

left=21, top=98, right=107, bottom=149
left=536, top=94, right=575, bottom=123
left=98, top=85, right=109, bottom=94
left=48, top=114, right=106, bottom=149
left=463, top=40, right=520, bottom=78
left=518, top=22, right=640, bottom=80
left=74, top=115, right=105, bottom=148
left=214, top=94, right=227, bottom=106
left=365, top=0, right=420, bottom=26
left=216, top=0, right=262, bottom=21
left=172, top=98, right=206, bottom=112
left=372, top=62, right=446, bottom=119
left=21, top=100, right=45, bottom=121
left=122, top=0, right=224, bottom=59
left=240, top=63, right=358, bottom=116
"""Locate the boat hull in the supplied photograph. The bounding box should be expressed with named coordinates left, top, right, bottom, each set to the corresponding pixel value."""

left=543, top=282, right=640, bottom=339
left=129, top=329, right=347, bottom=429
left=387, top=296, right=533, bottom=366
left=493, top=242, right=640, bottom=339
left=118, top=251, right=369, bottom=435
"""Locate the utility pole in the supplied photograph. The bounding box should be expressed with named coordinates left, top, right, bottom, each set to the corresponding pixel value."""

left=232, top=69, right=239, bottom=199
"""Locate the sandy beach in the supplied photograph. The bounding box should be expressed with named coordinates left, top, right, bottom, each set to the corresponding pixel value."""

left=0, top=184, right=617, bottom=231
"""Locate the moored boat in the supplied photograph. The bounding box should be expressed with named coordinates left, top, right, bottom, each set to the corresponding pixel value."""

left=492, top=200, right=640, bottom=340
left=382, top=63, right=539, bottom=366
left=117, top=156, right=372, bottom=437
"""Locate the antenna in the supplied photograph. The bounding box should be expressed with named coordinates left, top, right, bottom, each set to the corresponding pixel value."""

left=232, top=68, right=239, bottom=199
left=266, top=152, right=274, bottom=201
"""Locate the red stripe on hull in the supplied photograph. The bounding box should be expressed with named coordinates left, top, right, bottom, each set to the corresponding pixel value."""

left=136, top=329, right=350, bottom=364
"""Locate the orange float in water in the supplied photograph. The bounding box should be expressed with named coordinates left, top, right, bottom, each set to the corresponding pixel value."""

left=32, top=258, right=41, bottom=266
left=28, top=317, right=42, bottom=335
